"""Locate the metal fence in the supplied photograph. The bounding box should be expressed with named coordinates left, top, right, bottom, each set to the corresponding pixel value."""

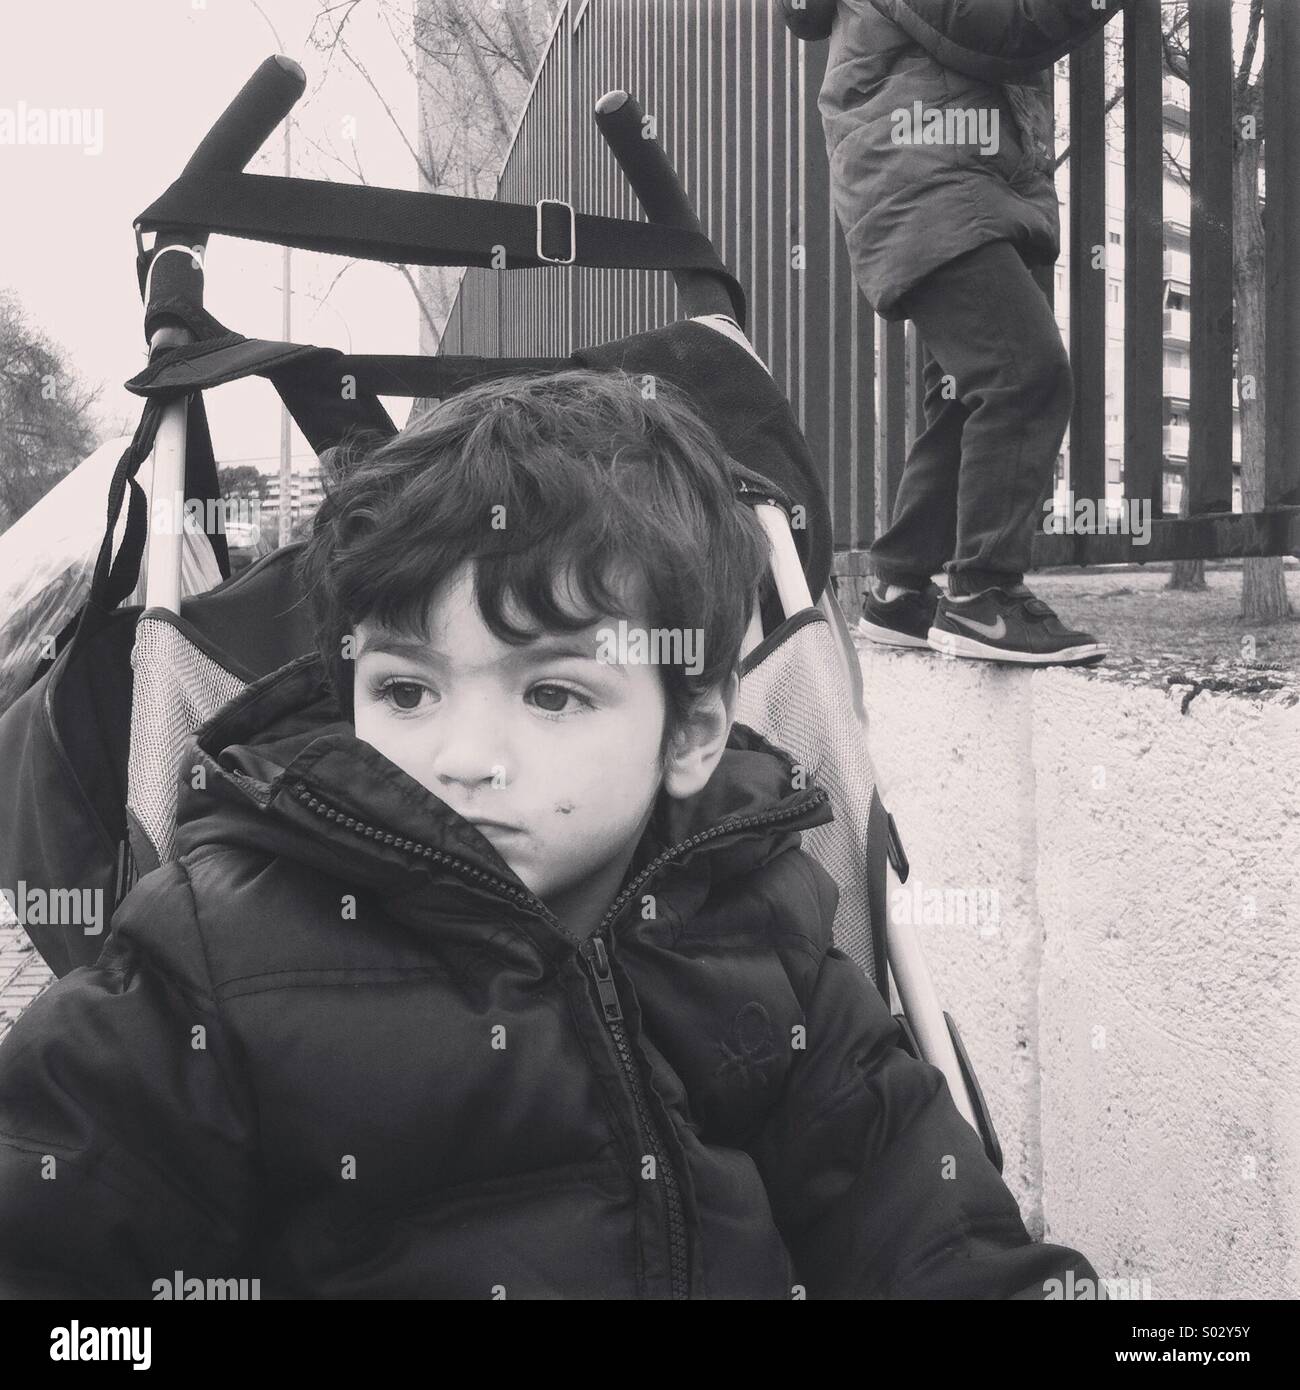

left=438, top=0, right=1300, bottom=584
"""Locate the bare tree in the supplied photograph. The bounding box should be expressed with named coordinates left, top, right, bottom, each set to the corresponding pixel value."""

left=304, top=0, right=562, bottom=353
left=1160, top=0, right=1288, bottom=620
left=0, top=290, right=103, bottom=533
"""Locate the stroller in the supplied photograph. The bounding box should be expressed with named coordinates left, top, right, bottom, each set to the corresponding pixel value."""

left=0, top=57, right=1000, bottom=1171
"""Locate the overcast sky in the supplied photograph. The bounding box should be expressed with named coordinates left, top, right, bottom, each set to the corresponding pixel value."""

left=1, top=0, right=432, bottom=470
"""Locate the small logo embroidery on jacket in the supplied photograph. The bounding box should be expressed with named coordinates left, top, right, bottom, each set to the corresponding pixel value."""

left=715, top=1002, right=779, bottom=1090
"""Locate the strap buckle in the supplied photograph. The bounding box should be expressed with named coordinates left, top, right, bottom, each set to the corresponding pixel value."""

left=536, top=198, right=575, bottom=265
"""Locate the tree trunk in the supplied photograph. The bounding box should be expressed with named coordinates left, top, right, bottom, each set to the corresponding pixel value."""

left=1166, top=494, right=1206, bottom=591
left=1233, top=103, right=1292, bottom=621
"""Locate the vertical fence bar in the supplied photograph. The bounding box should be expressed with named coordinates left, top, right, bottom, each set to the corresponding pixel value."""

left=735, top=0, right=753, bottom=339
left=1265, top=0, right=1300, bottom=507
left=1036, top=62, right=1057, bottom=316
left=827, top=129, right=855, bottom=553
left=577, top=1, right=586, bottom=347
left=1069, top=31, right=1108, bottom=510
left=565, top=5, right=573, bottom=350
left=852, top=260, right=875, bottom=555
left=1187, top=0, right=1234, bottom=515
left=759, top=4, right=773, bottom=368
left=635, top=0, right=643, bottom=335
left=597, top=2, right=608, bottom=348
left=710, top=0, right=724, bottom=303
left=879, top=318, right=907, bottom=533
left=793, top=32, right=807, bottom=437
left=691, top=0, right=703, bottom=337
left=624, top=0, right=631, bottom=338
left=717, top=0, right=728, bottom=287
left=666, top=0, right=677, bottom=324
left=652, top=0, right=665, bottom=332
left=800, top=37, right=834, bottom=525
left=1029, top=61, right=1058, bottom=537
left=781, top=22, right=794, bottom=401
left=773, top=16, right=795, bottom=394
left=1124, top=0, right=1166, bottom=518
left=907, top=328, right=926, bottom=448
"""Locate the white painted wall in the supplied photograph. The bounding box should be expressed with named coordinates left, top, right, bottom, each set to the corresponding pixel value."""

left=861, top=648, right=1300, bottom=1300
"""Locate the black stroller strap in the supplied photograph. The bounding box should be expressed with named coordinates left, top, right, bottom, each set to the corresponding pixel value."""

left=270, top=353, right=578, bottom=458
left=136, top=172, right=746, bottom=328
left=129, top=337, right=569, bottom=402
left=127, top=331, right=323, bottom=395
left=128, top=331, right=573, bottom=459
left=75, top=394, right=232, bottom=640
left=127, top=334, right=567, bottom=457
left=61, top=398, right=164, bottom=667
left=329, top=354, right=567, bottom=399
left=270, top=358, right=397, bottom=459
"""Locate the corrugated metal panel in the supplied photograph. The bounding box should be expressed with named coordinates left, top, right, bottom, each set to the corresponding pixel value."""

left=441, top=1, right=1292, bottom=567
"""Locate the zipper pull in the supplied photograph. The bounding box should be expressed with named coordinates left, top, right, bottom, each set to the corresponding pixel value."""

left=585, top=936, right=623, bottom=1024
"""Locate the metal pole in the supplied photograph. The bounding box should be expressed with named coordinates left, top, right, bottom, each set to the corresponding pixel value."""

left=279, top=113, right=293, bottom=546
left=249, top=2, right=295, bottom=546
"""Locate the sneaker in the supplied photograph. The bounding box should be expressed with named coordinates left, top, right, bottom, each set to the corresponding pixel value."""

left=858, top=579, right=944, bottom=650
left=928, top=583, right=1107, bottom=666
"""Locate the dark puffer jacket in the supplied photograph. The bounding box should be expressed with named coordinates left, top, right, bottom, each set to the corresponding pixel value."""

left=817, top=0, right=1124, bottom=317
left=0, top=654, right=1098, bottom=1299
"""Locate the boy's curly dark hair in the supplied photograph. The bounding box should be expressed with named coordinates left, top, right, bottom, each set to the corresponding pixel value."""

left=296, top=367, right=773, bottom=754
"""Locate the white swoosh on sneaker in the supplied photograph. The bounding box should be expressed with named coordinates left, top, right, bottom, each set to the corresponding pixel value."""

left=948, top=611, right=1009, bottom=640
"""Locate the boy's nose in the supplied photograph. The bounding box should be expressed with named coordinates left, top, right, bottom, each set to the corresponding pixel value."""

left=429, top=708, right=511, bottom=790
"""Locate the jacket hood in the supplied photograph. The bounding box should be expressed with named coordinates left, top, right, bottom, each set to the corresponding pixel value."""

left=175, top=653, right=833, bottom=933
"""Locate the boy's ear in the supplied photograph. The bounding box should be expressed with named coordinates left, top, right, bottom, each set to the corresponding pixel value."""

left=661, top=670, right=738, bottom=800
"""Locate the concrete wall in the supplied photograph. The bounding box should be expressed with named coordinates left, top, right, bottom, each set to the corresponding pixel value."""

left=862, top=648, right=1300, bottom=1301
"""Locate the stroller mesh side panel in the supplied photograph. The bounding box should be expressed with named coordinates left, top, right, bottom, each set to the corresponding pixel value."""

left=126, top=617, right=248, bottom=866
left=737, top=615, right=878, bottom=982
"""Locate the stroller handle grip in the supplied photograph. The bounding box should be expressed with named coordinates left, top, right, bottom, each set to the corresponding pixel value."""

left=139, top=56, right=306, bottom=338
left=180, top=54, right=305, bottom=181
left=594, top=90, right=737, bottom=322
left=138, top=57, right=305, bottom=611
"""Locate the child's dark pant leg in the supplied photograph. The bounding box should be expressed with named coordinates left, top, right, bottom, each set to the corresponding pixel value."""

left=869, top=240, right=1073, bottom=592
left=868, top=339, right=967, bottom=590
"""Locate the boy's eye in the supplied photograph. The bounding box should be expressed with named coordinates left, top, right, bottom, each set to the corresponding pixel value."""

left=528, top=683, right=593, bottom=717
left=379, top=679, right=429, bottom=711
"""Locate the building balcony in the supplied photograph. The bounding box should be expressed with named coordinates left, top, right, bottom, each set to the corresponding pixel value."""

left=1162, top=423, right=1242, bottom=463
left=1163, top=368, right=1240, bottom=407
left=1163, top=246, right=1192, bottom=282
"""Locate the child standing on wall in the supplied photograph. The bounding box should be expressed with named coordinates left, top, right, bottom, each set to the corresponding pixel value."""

left=787, top=0, right=1125, bottom=665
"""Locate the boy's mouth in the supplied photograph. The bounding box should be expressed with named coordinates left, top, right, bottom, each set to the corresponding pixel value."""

left=465, top=818, right=523, bottom=836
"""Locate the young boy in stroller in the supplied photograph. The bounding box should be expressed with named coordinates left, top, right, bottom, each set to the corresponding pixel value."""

left=0, top=367, right=1098, bottom=1299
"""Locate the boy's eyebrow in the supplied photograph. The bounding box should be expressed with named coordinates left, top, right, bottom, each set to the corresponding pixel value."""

left=356, top=634, right=439, bottom=664
left=357, top=631, right=626, bottom=674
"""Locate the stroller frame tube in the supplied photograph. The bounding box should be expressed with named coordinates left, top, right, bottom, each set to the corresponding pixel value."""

left=142, top=330, right=191, bottom=613
left=748, top=492, right=979, bottom=1136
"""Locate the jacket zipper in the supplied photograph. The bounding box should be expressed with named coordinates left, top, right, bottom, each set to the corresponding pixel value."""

left=583, top=933, right=690, bottom=1298
left=289, top=778, right=828, bottom=1300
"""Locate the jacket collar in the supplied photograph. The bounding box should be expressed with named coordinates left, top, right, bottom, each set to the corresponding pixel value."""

left=176, top=653, right=833, bottom=942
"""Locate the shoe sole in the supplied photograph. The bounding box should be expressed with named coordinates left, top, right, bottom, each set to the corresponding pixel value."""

left=857, top=616, right=933, bottom=651
left=927, top=626, right=1108, bottom=666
